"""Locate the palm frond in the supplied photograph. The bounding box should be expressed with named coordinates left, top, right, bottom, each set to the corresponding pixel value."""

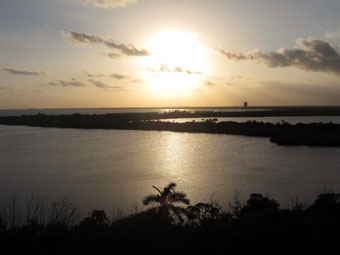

left=142, top=195, right=160, bottom=206
left=174, top=198, right=190, bottom=205
left=164, top=182, right=177, bottom=193
left=152, top=186, right=162, bottom=195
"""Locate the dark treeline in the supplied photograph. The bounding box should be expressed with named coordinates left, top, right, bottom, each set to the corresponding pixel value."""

left=1, top=112, right=340, bottom=146
left=1, top=184, right=340, bottom=254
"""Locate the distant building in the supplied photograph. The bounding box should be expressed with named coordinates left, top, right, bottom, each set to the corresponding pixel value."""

left=244, top=102, right=248, bottom=109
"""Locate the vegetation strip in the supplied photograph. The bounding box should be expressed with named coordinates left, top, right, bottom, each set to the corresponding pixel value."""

left=1, top=112, right=340, bottom=146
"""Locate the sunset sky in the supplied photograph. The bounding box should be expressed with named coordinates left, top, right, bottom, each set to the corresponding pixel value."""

left=1, top=0, right=340, bottom=109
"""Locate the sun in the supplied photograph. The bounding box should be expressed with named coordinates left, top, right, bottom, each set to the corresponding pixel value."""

left=140, top=31, right=208, bottom=93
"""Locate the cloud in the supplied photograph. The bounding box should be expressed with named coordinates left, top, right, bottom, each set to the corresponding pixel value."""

left=88, top=79, right=121, bottom=90
left=218, top=38, right=340, bottom=75
left=77, top=0, right=137, bottom=8
left=205, top=81, right=215, bottom=86
left=186, top=70, right=202, bottom=75
left=47, top=78, right=86, bottom=87
left=159, top=64, right=182, bottom=73
left=146, top=65, right=202, bottom=74
left=105, top=41, right=149, bottom=56
left=2, top=68, right=47, bottom=76
left=83, top=71, right=105, bottom=78
left=111, top=73, right=130, bottom=80
left=107, top=53, right=121, bottom=59
left=60, top=30, right=150, bottom=57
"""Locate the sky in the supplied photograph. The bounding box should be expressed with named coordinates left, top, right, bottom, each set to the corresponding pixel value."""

left=1, top=0, right=340, bottom=109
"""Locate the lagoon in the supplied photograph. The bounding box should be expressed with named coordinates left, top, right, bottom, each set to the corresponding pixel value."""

left=1, top=123, right=340, bottom=215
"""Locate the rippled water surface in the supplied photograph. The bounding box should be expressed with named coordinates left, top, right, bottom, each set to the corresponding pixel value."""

left=1, top=124, right=340, bottom=214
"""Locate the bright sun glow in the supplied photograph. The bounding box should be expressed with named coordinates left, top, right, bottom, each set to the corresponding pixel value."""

left=140, top=31, right=208, bottom=93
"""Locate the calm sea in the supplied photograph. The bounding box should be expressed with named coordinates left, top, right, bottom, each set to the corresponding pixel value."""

left=1, top=117, right=340, bottom=215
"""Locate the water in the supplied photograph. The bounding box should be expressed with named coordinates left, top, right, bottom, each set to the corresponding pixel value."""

left=156, top=116, right=340, bottom=124
left=0, top=107, right=269, bottom=116
left=1, top=124, right=340, bottom=215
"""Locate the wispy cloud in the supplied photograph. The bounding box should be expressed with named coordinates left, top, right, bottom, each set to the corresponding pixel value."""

left=2, top=68, right=47, bottom=76
left=205, top=81, right=215, bottom=87
left=83, top=71, right=105, bottom=78
left=77, top=0, right=137, bottom=9
left=60, top=30, right=150, bottom=57
left=146, top=64, right=202, bottom=74
left=111, top=73, right=130, bottom=80
left=159, top=64, right=182, bottom=73
left=218, top=38, right=340, bottom=75
left=231, top=75, right=251, bottom=80
left=83, top=71, right=140, bottom=82
left=47, top=78, right=86, bottom=87
left=107, top=53, right=121, bottom=59
left=186, top=70, right=202, bottom=75
left=88, top=79, right=121, bottom=90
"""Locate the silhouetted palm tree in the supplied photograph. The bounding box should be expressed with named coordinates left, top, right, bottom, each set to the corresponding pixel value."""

left=142, top=182, right=190, bottom=224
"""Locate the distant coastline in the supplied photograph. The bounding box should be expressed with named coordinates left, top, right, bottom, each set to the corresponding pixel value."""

left=1, top=105, right=340, bottom=117
left=1, top=108, right=340, bottom=147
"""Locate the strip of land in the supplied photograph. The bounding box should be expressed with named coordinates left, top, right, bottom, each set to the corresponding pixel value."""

left=1, top=109, right=340, bottom=146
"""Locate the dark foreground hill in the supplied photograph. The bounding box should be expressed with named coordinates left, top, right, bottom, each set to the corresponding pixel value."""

left=1, top=112, right=340, bottom=146
left=1, top=190, right=340, bottom=254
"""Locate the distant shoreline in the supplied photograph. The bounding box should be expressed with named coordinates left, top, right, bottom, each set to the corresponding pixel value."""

left=1, top=110, right=340, bottom=147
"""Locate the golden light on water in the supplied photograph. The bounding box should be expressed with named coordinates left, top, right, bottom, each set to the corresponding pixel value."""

left=140, top=31, right=208, bottom=93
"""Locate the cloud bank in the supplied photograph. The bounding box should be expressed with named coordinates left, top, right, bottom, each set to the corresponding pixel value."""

left=60, top=30, right=150, bottom=57
left=78, top=0, right=137, bottom=9
left=2, top=68, right=47, bottom=76
left=218, top=38, right=340, bottom=75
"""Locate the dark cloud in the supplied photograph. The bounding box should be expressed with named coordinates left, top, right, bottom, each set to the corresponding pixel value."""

left=105, top=41, right=149, bottom=56
left=77, top=0, right=137, bottom=8
left=111, top=73, right=130, bottom=80
left=2, top=68, right=47, bottom=76
left=88, top=79, right=121, bottom=90
left=218, top=38, right=340, bottom=75
left=47, top=78, right=86, bottom=87
left=61, top=30, right=150, bottom=57
left=205, top=81, right=215, bottom=86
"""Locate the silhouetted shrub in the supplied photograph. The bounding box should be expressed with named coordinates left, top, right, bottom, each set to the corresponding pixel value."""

left=240, top=193, right=280, bottom=217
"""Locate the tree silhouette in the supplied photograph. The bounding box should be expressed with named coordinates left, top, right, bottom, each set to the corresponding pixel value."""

left=142, top=182, right=190, bottom=224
